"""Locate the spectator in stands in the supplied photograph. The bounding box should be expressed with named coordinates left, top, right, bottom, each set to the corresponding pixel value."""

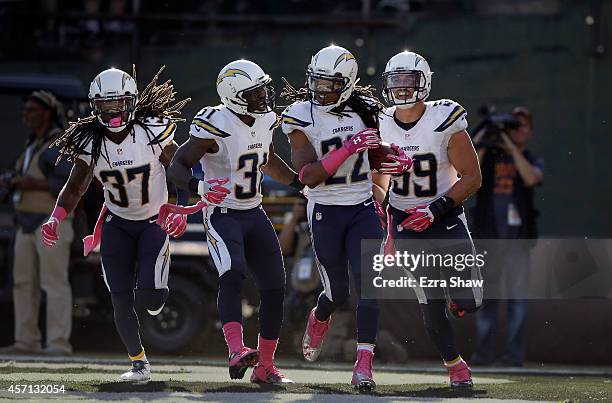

left=0, top=91, right=73, bottom=355
left=278, top=197, right=320, bottom=306
left=470, top=107, right=544, bottom=366
left=278, top=197, right=322, bottom=352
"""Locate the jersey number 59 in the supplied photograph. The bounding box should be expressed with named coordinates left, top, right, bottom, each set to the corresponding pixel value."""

left=392, top=153, right=437, bottom=197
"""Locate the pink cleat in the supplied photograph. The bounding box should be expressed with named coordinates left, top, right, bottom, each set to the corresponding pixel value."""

left=228, top=347, right=259, bottom=379
left=446, top=358, right=473, bottom=388
left=351, top=349, right=376, bottom=392
left=250, top=364, right=294, bottom=384
left=446, top=299, right=466, bottom=319
left=302, top=308, right=330, bottom=362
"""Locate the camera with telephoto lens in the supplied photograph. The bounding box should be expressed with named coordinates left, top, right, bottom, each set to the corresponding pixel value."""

left=472, top=105, right=522, bottom=148
left=0, top=171, right=16, bottom=202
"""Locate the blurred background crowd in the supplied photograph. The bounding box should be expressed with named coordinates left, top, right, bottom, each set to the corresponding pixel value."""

left=0, top=0, right=610, bottom=366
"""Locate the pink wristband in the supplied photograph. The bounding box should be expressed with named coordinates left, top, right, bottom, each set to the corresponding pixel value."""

left=320, top=146, right=351, bottom=175
left=51, top=206, right=68, bottom=222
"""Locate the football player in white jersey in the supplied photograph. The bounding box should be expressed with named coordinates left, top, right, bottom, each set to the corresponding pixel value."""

left=40, top=67, right=229, bottom=382
left=168, top=60, right=303, bottom=384
left=281, top=45, right=411, bottom=391
left=373, top=51, right=483, bottom=388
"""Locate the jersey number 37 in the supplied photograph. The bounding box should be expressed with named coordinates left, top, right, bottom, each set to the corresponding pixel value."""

left=99, top=164, right=151, bottom=208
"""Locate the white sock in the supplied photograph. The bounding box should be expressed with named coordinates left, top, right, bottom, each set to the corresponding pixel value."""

left=357, top=343, right=375, bottom=353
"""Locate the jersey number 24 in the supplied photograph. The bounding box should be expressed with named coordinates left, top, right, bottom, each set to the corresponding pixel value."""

left=321, top=137, right=368, bottom=185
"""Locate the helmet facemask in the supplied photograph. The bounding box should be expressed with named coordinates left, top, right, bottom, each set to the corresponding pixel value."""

left=91, top=94, right=136, bottom=132
left=306, top=71, right=351, bottom=107
left=382, top=70, right=428, bottom=108
left=236, top=77, right=276, bottom=117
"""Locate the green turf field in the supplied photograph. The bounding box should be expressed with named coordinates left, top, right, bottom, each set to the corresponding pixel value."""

left=0, top=367, right=610, bottom=401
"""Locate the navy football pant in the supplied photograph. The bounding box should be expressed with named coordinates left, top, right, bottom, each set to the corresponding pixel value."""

left=204, top=205, right=285, bottom=340
left=100, top=211, right=170, bottom=356
left=389, top=205, right=482, bottom=361
left=307, top=198, right=383, bottom=344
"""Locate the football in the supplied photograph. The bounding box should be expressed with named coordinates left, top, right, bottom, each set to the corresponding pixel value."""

left=368, top=142, right=400, bottom=172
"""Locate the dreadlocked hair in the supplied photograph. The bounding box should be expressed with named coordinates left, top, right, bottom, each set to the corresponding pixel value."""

left=280, top=77, right=384, bottom=129
left=52, top=65, right=190, bottom=168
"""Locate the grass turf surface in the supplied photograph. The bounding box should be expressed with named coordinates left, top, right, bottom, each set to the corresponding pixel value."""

left=1, top=376, right=611, bottom=401
left=0, top=366, right=190, bottom=374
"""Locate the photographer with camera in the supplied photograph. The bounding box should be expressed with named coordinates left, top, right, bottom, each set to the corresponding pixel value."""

left=470, top=107, right=544, bottom=367
left=0, top=91, right=73, bottom=355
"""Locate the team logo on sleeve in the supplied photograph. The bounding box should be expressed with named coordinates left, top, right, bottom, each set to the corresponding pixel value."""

left=148, top=122, right=177, bottom=145
left=270, top=115, right=282, bottom=130
left=192, top=118, right=231, bottom=138
left=434, top=105, right=466, bottom=132
left=281, top=114, right=311, bottom=128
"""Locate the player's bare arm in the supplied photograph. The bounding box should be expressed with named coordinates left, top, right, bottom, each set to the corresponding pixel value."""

left=167, top=135, right=219, bottom=191
left=41, top=158, right=93, bottom=247
left=56, top=159, right=94, bottom=214
left=167, top=135, right=230, bottom=204
left=159, top=141, right=179, bottom=167
left=287, top=129, right=329, bottom=188
left=371, top=172, right=390, bottom=203
left=446, top=130, right=482, bottom=204
left=261, top=142, right=302, bottom=188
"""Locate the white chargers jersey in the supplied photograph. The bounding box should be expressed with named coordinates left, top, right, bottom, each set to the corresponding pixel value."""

left=78, top=117, right=176, bottom=220
left=281, top=101, right=372, bottom=205
left=189, top=104, right=277, bottom=210
left=379, top=99, right=468, bottom=210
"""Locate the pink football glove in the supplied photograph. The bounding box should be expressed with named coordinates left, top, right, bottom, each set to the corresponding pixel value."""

left=199, top=178, right=231, bottom=204
left=343, top=128, right=381, bottom=154
left=156, top=199, right=208, bottom=229
left=41, top=206, right=67, bottom=247
left=374, top=200, right=386, bottom=229
left=41, top=217, right=60, bottom=247
left=163, top=212, right=187, bottom=238
left=398, top=204, right=434, bottom=232
left=379, top=143, right=413, bottom=175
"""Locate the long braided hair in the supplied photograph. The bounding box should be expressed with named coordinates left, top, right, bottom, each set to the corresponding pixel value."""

left=52, top=66, right=190, bottom=168
left=280, top=77, right=384, bottom=128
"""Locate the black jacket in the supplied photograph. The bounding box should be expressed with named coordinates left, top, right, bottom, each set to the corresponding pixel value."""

left=472, top=147, right=541, bottom=240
